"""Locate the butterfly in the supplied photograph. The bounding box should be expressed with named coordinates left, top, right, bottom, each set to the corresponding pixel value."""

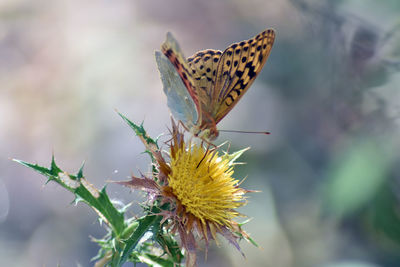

left=155, top=28, right=275, bottom=141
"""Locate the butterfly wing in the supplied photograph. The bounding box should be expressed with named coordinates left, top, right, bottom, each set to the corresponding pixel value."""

left=212, top=29, right=275, bottom=123
left=155, top=51, right=198, bottom=129
left=158, top=29, right=275, bottom=140
left=161, top=33, right=201, bottom=113
left=187, top=49, right=222, bottom=115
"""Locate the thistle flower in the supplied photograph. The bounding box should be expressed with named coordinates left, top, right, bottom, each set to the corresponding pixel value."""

left=117, top=119, right=253, bottom=266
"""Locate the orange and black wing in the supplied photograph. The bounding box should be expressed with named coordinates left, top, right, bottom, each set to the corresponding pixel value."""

left=212, top=29, right=275, bottom=123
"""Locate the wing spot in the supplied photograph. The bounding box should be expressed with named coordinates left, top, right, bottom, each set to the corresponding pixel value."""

left=173, top=58, right=180, bottom=67
left=204, top=56, right=210, bottom=61
left=206, top=68, right=211, bottom=72
left=227, top=51, right=232, bottom=56
left=263, top=44, right=267, bottom=49
left=239, top=41, right=245, bottom=46
left=226, top=95, right=234, bottom=106
left=226, top=60, right=231, bottom=66
left=241, top=56, right=247, bottom=63
left=246, top=62, right=257, bottom=79
left=235, top=49, right=241, bottom=55
left=192, top=70, right=196, bottom=74
left=250, top=52, right=255, bottom=56
left=194, top=58, right=200, bottom=64
left=234, top=60, right=238, bottom=67
left=257, top=46, right=262, bottom=51
left=213, top=70, right=216, bottom=75
left=243, top=46, right=249, bottom=51
left=213, top=57, right=219, bottom=62
left=199, top=65, right=204, bottom=70
left=165, top=49, right=172, bottom=56
left=231, top=44, right=238, bottom=49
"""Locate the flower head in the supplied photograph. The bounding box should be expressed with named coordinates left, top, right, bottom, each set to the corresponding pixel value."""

left=117, top=120, right=253, bottom=266
left=166, top=143, right=245, bottom=227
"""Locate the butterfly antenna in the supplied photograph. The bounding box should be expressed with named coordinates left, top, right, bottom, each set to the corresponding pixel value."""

left=219, top=130, right=271, bottom=135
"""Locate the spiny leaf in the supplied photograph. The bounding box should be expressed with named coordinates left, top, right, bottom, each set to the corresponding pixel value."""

left=118, top=213, right=161, bottom=265
left=140, top=253, right=178, bottom=267
left=117, top=111, right=158, bottom=148
left=14, top=159, right=58, bottom=179
left=154, top=232, right=183, bottom=264
left=14, top=158, right=125, bottom=236
left=221, top=147, right=250, bottom=166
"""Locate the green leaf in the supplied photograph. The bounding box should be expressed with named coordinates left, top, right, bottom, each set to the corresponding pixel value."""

left=117, top=112, right=158, bottom=148
left=118, top=213, right=161, bottom=265
left=246, top=235, right=259, bottom=247
left=154, top=230, right=183, bottom=264
left=221, top=147, right=250, bottom=166
left=140, top=253, right=177, bottom=267
left=14, top=158, right=74, bottom=192
left=14, top=158, right=125, bottom=236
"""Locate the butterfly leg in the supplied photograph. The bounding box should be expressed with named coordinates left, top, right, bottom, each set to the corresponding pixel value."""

left=199, top=137, right=217, bottom=149
left=196, top=145, right=211, bottom=169
left=177, top=119, right=191, bottom=134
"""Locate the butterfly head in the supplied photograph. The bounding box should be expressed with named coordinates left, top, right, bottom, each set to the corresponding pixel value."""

left=195, top=124, right=219, bottom=141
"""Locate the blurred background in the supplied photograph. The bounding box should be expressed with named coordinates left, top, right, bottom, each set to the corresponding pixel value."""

left=1, top=0, right=400, bottom=266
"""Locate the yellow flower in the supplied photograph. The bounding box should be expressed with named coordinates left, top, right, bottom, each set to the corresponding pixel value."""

left=117, top=120, right=252, bottom=267
left=166, top=143, right=245, bottom=229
